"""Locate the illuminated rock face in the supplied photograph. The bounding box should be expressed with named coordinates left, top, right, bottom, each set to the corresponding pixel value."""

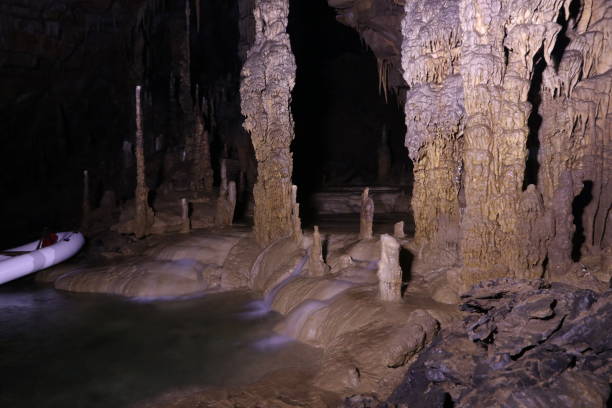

left=240, top=0, right=297, bottom=246
left=397, top=0, right=611, bottom=285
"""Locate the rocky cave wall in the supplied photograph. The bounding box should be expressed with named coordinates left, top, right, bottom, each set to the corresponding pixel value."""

left=1, top=0, right=249, bottom=245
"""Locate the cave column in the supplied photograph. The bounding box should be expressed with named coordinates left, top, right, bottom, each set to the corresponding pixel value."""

left=400, top=1, right=465, bottom=254
left=240, top=0, right=298, bottom=246
left=458, top=0, right=562, bottom=284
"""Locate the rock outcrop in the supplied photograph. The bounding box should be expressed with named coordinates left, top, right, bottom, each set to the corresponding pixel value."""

left=386, top=279, right=612, bottom=408
left=240, top=0, right=298, bottom=246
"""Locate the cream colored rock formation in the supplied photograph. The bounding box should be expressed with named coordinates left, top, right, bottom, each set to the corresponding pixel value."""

left=400, top=0, right=611, bottom=286
left=240, top=0, right=298, bottom=246
left=378, top=234, right=403, bottom=302
left=307, top=226, right=330, bottom=277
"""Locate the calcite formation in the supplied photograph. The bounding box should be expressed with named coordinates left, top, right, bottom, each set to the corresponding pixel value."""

left=378, top=234, right=403, bottom=302
left=538, top=0, right=612, bottom=274
left=396, top=0, right=611, bottom=285
left=240, top=0, right=298, bottom=246
left=307, top=226, right=330, bottom=277
left=359, top=188, right=374, bottom=240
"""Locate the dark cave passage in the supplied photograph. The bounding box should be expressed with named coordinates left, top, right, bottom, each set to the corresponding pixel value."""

left=288, top=0, right=408, bottom=224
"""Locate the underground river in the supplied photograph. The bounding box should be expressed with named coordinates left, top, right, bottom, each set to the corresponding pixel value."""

left=0, top=277, right=321, bottom=408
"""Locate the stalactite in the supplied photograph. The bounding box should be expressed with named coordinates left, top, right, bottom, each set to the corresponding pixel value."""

left=240, top=0, right=297, bottom=246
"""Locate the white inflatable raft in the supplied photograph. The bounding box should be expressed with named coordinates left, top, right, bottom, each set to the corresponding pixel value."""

left=0, top=232, right=85, bottom=285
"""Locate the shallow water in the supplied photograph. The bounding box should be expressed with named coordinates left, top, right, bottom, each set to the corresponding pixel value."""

left=0, top=280, right=320, bottom=408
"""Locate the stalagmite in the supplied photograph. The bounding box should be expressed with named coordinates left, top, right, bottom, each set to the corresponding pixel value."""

left=307, top=226, right=329, bottom=277
left=240, top=0, right=297, bottom=246
left=81, top=170, right=90, bottom=229
left=134, top=85, right=153, bottom=238
left=193, top=102, right=213, bottom=193
left=215, top=161, right=236, bottom=226
left=359, top=187, right=374, bottom=240
left=180, top=198, right=190, bottom=233
left=291, top=185, right=303, bottom=244
left=394, top=221, right=405, bottom=239
left=378, top=234, right=403, bottom=302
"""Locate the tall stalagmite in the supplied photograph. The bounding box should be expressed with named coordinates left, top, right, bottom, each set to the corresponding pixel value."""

left=134, top=86, right=153, bottom=238
left=240, top=0, right=297, bottom=246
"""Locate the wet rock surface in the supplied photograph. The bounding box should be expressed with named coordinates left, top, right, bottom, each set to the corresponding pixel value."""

left=381, top=278, right=612, bottom=408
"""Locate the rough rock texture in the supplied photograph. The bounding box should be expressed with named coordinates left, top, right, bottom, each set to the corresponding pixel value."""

left=457, top=0, right=565, bottom=283
left=395, top=0, right=611, bottom=285
left=240, top=0, right=297, bottom=246
left=399, top=0, right=465, bottom=257
left=538, top=0, right=612, bottom=275
left=386, top=279, right=612, bottom=408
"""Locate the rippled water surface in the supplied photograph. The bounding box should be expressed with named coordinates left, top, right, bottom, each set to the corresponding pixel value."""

left=0, top=280, right=319, bottom=408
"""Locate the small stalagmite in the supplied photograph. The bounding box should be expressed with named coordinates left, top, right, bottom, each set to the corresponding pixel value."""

left=394, top=221, right=405, bottom=239
left=378, top=234, right=403, bottom=302
left=291, top=185, right=303, bottom=244
left=308, top=226, right=329, bottom=277
left=180, top=198, right=190, bottom=233
left=215, top=159, right=236, bottom=225
left=359, top=187, right=374, bottom=240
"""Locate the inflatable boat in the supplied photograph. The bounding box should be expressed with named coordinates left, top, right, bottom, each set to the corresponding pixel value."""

left=0, top=232, right=85, bottom=285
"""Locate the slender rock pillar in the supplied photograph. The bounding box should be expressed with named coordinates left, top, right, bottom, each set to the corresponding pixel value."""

left=308, top=226, right=329, bottom=277
left=81, top=170, right=90, bottom=230
left=394, top=221, right=405, bottom=239
left=240, top=0, right=297, bottom=246
left=134, top=86, right=153, bottom=238
left=359, top=187, right=374, bottom=240
left=378, top=234, right=403, bottom=302
left=193, top=106, right=213, bottom=193
left=215, top=161, right=236, bottom=226
left=180, top=198, right=190, bottom=233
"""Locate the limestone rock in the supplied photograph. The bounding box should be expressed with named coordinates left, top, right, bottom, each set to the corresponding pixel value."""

left=240, top=0, right=297, bottom=246
left=387, top=278, right=612, bottom=407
